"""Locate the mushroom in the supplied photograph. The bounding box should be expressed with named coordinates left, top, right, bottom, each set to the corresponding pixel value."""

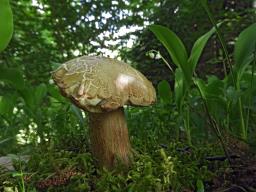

left=52, top=56, right=156, bottom=168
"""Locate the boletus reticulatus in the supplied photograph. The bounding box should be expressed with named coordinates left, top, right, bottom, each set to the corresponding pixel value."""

left=52, top=56, right=156, bottom=169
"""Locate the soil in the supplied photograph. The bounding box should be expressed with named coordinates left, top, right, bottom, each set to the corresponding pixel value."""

left=206, top=137, right=256, bottom=192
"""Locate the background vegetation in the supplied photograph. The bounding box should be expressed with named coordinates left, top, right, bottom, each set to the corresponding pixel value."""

left=0, top=0, right=256, bottom=191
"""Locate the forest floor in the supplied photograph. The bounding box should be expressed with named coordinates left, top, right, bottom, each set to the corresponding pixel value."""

left=208, top=155, right=256, bottom=192
left=1, top=138, right=256, bottom=191
left=206, top=138, right=256, bottom=192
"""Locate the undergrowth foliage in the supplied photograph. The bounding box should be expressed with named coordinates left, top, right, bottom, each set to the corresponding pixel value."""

left=1, top=140, right=218, bottom=191
left=150, top=14, right=256, bottom=146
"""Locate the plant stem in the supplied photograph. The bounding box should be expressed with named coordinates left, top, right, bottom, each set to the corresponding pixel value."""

left=238, top=97, right=247, bottom=140
left=19, top=162, right=25, bottom=192
left=184, top=106, right=192, bottom=146
left=226, top=102, right=230, bottom=132
left=200, top=0, right=235, bottom=85
left=196, top=85, right=231, bottom=164
left=151, top=50, right=174, bottom=74
left=201, top=1, right=248, bottom=140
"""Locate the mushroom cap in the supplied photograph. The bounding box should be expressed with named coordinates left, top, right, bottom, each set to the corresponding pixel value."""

left=52, top=56, right=156, bottom=113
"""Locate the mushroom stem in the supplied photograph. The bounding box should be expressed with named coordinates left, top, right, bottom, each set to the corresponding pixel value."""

left=88, top=107, right=132, bottom=169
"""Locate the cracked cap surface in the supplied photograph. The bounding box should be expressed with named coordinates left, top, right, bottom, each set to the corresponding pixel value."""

left=52, top=56, right=156, bottom=113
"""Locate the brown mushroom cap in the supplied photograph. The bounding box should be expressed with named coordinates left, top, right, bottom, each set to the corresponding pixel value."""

left=52, top=56, right=156, bottom=113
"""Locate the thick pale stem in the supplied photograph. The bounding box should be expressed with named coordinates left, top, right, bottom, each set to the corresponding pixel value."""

left=88, top=107, right=132, bottom=169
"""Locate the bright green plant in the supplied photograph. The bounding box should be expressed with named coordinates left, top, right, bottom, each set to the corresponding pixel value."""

left=0, top=0, right=13, bottom=52
left=150, top=2, right=256, bottom=145
left=0, top=67, right=24, bottom=90
left=232, top=23, right=256, bottom=140
left=149, top=24, right=219, bottom=145
left=157, top=80, right=172, bottom=105
left=12, top=168, right=26, bottom=192
left=200, top=0, right=256, bottom=140
left=196, top=179, right=204, bottom=192
left=195, top=23, right=256, bottom=140
left=199, top=0, right=232, bottom=77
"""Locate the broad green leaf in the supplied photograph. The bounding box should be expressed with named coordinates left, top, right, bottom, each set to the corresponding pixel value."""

left=20, top=87, right=35, bottom=110
left=194, top=79, right=207, bottom=100
left=174, top=68, right=186, bottom=110
left=0, top=0, right=13, bottom=52
left=34, top=84, right=47, bottom=107
left=0, top=95, right=16, bottom=116
left=194, top=77, right=224, bottom=102
left=70, top=104, right=84, bottom=127
left=194, top=77, right=226, bottom=117
left=205, top=76, right=225, bottom=100
left=0, top=67, right=24, bottom=89
left=157, top=80, right=172, bottom=104
left=47, top=84, right=66, bottom=102
left=188, top=24, right=221, bottom=73
left=226, top=86, right=240, bottom=102
left=234, top=23, right=256, bottom=81
left=149, top=25, right=191, bottom=83
left=20, top=84, right=47, bottom=111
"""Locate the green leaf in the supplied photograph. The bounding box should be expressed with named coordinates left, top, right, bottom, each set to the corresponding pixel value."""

left=0, top=67, right=24, bottom=89
left=34, top=84, right=47, bottom=107
left=149, top=25, right=191, bottom=83
left=196, top=179, right=204, bottom=192
left=225, top=86, right=240, bottom=102
left=199, top=0, right=208, bottom=7
left=174, top=68, right=186, bottom=111
left=194, top=79, right=207, bottom=100
left=194, top=77, right=225, bottom=102
left=157, top=80, right=172, bottom=104
left=188, top=24, right=221, bottom=73
left=20, top=87, right=34, bottom=110
left=205, top=76, right=224, bottom=100
left=0, top=95, right=16, bottom=117
left=12, top=172, right=23, bottom=177
left=70, top=104, right=84, bottom=127
left=47, top=84, right=66, bottom=102
left=234, top=23, right=256, bottom=81
left=20, top=84, right=47, bottom=111
left=194, top=77, right=226, bottom=117
left=0, top=0, right=13, bottom=52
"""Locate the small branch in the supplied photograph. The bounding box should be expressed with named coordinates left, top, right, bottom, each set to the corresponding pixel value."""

left=205, top=154, right=240, bottom=161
